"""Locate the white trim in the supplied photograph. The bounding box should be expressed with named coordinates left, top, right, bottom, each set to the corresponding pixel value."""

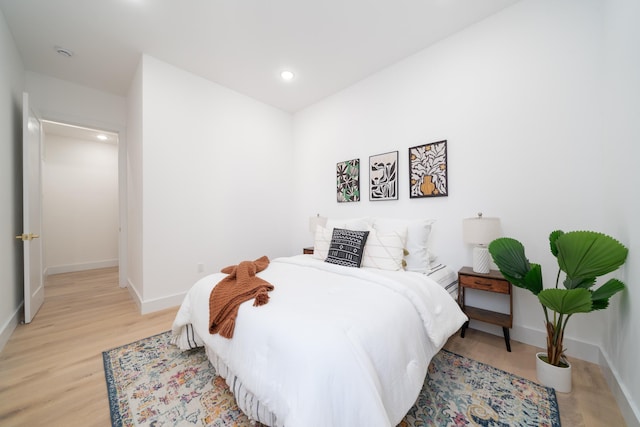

left=467, top=320, right=601, bottom=363
left=600, top=348, right=640, bottom=427
left=140, top=292, right=186, bottom=315
left=44, top=259, right=118, bottom=276
left=124, top=279, right=183, bottom=314
left=0, top=303, right=23, bottom=352
left=126, top=278, right=142, bottom=310
left=511, top=325, right=602, bottom=364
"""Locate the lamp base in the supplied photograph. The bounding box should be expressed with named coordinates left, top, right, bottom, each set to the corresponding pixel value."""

left=472, top=246, right=491, bottom=274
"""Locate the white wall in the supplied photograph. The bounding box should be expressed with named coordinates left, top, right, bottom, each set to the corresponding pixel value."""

left=0, top=7, right=24, bottom=351
left=25, top=72, right=128, bottom=286
left=25, top=72, right=126, bottom=131
left=601, top=0, right=640, bottom=425
left=292, top=0, right=638, bottom=421
left=126, top=58, right=144, bottom=303
left=128, top=55, right=295, bottom=312
left=294, top=0, right=605, bottom=328
left=42, top=134, right=119, bottom=274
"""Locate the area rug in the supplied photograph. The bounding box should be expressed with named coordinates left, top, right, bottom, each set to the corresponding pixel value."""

left=103, top=331, right=560, bottom=427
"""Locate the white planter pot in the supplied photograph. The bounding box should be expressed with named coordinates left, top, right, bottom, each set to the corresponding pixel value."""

left=536, top=352, right=572, bottom=393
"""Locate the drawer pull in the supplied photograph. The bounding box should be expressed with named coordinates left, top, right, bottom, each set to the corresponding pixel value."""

left=474, top=281, right=491, bottom=286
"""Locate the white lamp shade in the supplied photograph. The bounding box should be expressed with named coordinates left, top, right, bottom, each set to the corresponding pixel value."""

left=463, top=217, right=501, bottom=246
left=308, top=215, right=327, bottom=233
left=463, top=216, right=501, bottom=273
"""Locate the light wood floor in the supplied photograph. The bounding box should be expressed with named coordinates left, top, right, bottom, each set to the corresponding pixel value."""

left=0, top=268, right=627, bottom=426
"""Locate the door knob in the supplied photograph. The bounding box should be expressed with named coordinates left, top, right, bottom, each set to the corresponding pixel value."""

left=15, top=233, right=40, bottom=241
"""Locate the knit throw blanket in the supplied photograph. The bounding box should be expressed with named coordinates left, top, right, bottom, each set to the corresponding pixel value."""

left=209, top=256, right=273, bottom=339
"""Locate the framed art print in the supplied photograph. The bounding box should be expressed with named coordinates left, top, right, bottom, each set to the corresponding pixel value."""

left=409, top=140, right=448, bottom=198
left=336, top=158, right=360, bottom=202
left=369, top=151, right=398, bottom=201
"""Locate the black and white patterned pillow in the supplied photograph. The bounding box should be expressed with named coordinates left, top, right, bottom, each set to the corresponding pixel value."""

left=325, top=228, right=369, bottom=268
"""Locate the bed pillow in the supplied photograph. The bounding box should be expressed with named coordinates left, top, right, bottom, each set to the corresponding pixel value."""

left=361, top=227, right=407, bottom=271
left=312, top=225, right=333, bottom=260
left=314, top=217, right=371, bottom=260
left=324, top=217, right=371, bottom=231
left=325, top=228, right=369, bottom=268
left=373, top=218, right=436, bottom=271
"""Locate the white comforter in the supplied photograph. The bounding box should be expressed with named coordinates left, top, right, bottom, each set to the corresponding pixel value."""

left=172, top=255, right=467, bottom=427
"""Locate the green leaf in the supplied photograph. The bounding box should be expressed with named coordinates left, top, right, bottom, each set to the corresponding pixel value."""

left=549, top=230, right=564, bottom=258
left=563, top=276, right=595, bottom=290
left=523, top=264, right=543, bottom=295
left=488, top=238, right=543, bottom=294
left=555, top=231, right=628, bottom=281
left=591, top=299, right=609, bottom=310
left=538, top=288, right=593, bottom=315
left=590, top=279, right=625, bottom=311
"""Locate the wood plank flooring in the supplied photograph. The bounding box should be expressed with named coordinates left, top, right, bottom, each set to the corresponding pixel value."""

left=0, top=267, right=627, bottom=426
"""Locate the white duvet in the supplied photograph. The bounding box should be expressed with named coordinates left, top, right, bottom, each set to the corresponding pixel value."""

left=172, top=255, right=467, bottom=427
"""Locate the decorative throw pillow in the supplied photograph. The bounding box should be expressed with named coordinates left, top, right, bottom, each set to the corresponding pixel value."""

left=373, top=218, right=436, bottom=271
left=361, top=227, right=408, bottom=271
left=325, top=228, right=369, bottom=268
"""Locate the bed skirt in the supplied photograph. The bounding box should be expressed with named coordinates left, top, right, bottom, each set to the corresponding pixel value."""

left=205, top=346, right=279, bottom=427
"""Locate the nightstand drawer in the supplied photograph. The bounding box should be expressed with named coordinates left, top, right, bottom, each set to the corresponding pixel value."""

left=459, top=274, right=509, bottom=294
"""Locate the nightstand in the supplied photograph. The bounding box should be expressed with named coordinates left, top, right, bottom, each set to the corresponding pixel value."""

left=303, top=247, right=314, bottom=255
left=457, top=266, right=513, bottom=352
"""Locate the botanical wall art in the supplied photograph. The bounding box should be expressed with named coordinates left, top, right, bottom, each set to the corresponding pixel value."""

left=336, top=158, right=360, bottom=202
left=369, top=151, right=398, bottom=201
left=409, top=140, right=448, bottom=198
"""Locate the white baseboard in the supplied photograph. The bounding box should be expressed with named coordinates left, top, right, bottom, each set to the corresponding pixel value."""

left=140, top=292, right=185, bottom=315
left=126, top=278, right=142, bottom=311
left=45, top=259, right=118, bottom=276
left=0, top=303, right=23, bottom=352
left=467, top=320, right=601, bottom=363
left=124, top=278, right=183, bottom=315
left=599, top=348, right=640, bottom=427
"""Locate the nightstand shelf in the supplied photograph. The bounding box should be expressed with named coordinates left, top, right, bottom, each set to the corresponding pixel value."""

left=458, top=266, right=513, bottom=352
left=303, top=247, right=314, bottom=255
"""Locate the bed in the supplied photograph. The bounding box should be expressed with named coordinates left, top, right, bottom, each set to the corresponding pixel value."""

left=171, top=217, right=467, bottom=427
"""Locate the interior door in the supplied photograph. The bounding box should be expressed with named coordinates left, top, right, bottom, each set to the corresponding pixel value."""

left=18, top=92, right=44, bottom=323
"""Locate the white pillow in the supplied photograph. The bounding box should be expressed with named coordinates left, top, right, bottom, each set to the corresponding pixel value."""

left=373, top=218, right=436, bottom=272
left=324, top=217, right=371, bottom=231
left=312, top=225, right=332, bottom=260
left=315, top=218, right=371, bottom=260
left=361, top=227, right=408, bottom=271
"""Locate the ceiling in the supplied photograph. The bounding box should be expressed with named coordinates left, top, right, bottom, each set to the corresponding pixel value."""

left=42, top=120, right=118, bottom=144
left=0, top=0, right=519, bottom=113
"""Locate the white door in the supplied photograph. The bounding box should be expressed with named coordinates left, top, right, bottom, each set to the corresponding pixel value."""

left=19, top=92, right=44, bottom=323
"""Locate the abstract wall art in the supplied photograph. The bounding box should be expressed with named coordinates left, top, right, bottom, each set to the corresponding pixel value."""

left=369, top=151, right=398, bottom=201
left=336, top=158, right=360, bottom=202
left=409, top=140, right=448, bottom=198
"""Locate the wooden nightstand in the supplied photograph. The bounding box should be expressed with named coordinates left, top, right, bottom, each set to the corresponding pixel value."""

left=303, top=247, right=314, bottom=255
left=457, top=266, right=513, bottom=352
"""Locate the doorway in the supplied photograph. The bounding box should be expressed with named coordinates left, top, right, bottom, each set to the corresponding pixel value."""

left=41, top=121, right=121, bottom=278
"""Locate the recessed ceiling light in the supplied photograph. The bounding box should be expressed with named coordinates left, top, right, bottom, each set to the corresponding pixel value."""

left=280, top=70, right=295, bottom=81
left=97, top=134, right=108, bottom=141
left=55, top=46, right=74, bottom=58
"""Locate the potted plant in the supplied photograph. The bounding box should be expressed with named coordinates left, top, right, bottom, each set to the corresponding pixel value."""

left=488, top=230, right=628, bottom=392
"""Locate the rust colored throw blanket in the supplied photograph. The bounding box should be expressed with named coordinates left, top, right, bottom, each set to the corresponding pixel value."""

left=209, top=256, right=273, bottom=339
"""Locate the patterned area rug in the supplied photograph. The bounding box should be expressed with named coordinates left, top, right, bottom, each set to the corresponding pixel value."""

left=103, top=332, right=560, bottom=427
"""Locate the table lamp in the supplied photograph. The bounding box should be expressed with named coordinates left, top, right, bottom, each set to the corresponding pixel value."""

left=463, top=213, right=501, bottom=274
left=308, top=213, right=327, bottom=234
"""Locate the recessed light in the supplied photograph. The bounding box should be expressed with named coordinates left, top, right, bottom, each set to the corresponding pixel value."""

left=97, top=134, right=108, bottom=141
left=280, top=70, right=295, bottom=81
